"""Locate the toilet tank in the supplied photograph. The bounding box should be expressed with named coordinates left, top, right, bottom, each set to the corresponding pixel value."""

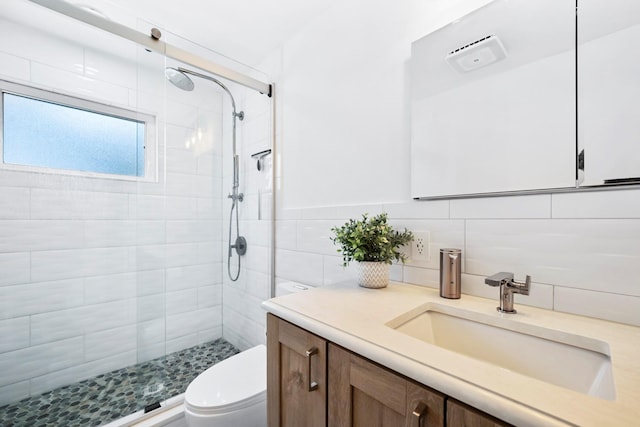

left=275, top=281, right=314, bottom=296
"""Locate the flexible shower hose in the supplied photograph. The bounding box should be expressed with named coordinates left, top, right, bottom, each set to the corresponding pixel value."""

left=227, top=198, right=241, bottom=281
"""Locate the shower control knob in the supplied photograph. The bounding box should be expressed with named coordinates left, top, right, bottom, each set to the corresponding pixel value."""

left=232, top=236, right=247, bottom=256
left=227, top=193, right=244, bottom=202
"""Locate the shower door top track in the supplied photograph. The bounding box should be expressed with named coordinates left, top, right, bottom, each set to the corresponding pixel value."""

left=28, top=0, right=273, bottom=97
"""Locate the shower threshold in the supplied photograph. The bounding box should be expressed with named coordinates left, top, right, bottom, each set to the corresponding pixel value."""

left=0, top=338, right=239, bottom=427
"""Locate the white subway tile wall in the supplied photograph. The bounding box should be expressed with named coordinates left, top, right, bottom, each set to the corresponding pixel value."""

left=0, top=51, right=30, bottom=81
left=554, top=287, right=640, bottom=326
left=0, top=187, right=30, bottom=219
left=275, top=188, right=640, bottom=328
left=0, top=318, right=30, bottom=354
left=0, top=19, right=226, bottom=406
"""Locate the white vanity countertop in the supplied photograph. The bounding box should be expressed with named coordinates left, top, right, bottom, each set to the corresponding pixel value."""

left=261, top=282, right=640, bottom=427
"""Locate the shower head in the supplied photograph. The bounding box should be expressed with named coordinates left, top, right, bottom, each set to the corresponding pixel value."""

left=166, top=66, right=243, bottom=191
left=165, top=67, right=243, bottom=121
left=165, top=67, right=195, bottom=91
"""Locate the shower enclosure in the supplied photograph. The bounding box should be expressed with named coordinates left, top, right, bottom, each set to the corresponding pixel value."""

left=0, top=1, right=274, bottom=425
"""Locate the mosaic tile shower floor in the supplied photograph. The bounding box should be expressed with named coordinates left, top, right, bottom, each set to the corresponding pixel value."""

left=0, top=338, right=239, bottom=427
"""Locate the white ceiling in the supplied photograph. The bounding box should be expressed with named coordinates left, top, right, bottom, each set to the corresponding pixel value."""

left=4, top=0, right=342, bottom=67
left=99, top=0, right=343, bottom=66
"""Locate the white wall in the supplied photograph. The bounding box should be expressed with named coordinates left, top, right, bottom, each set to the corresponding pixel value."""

left=269, top=0, right=640, bottom=326
left=0, top=14, right=224, bottom=405
left=279, top=0, right=494, bottom=208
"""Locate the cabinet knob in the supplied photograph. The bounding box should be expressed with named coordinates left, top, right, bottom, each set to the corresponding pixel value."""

left=306, top=347, right=319, bottom=392
left=412, top=402, right=428, bottom=427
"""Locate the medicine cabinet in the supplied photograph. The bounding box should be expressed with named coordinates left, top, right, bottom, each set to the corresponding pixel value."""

left=410, top=0, right=640, bottom=199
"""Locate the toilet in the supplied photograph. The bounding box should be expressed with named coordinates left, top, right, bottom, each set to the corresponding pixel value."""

left=184, top=344, right=266, bottom=427
left=183, top=282, right=312, bottom=427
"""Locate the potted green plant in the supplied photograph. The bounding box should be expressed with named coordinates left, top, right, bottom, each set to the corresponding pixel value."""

left=331, top=213, right=414, bottom=288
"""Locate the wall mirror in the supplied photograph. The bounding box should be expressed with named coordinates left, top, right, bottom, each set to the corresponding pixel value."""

left=410, top=0, right=640, bottom=199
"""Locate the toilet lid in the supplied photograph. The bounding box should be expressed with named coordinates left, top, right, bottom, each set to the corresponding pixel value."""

left=185, top=344, right=266, bottom=414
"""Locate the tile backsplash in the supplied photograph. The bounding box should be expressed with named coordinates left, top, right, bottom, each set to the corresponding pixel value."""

left=275, top=190, right=640, bottom=327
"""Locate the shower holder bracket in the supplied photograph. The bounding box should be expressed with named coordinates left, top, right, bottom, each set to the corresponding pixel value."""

left=251, top=149, right=272, bottom=171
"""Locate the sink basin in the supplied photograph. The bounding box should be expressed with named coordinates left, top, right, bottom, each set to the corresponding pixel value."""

left=387, top=304, right=616, bottom=400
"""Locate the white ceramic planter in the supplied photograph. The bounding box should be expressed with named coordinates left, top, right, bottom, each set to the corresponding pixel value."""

left=357, top=261, right=390, bottom=289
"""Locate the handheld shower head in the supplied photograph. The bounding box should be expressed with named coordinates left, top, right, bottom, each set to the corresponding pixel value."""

left=165, top=67, right=194, bottom=91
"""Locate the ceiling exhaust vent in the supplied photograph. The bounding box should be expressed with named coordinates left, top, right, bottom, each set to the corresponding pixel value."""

left=445, top=35, right=508, bottom=73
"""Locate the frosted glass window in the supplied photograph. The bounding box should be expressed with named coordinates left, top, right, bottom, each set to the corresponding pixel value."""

left=0, top=81, right=155, bottom=180
left=2, top=93, right=144, bottom=177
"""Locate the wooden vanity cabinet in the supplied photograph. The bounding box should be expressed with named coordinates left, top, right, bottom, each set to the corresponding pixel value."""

left=447, top=399, right=512, bottom=427
left=328, top=343, right=445, bottom=427
left=267, top=313, right=510, bottom=427
left=267, top=314, right=327, bottom=427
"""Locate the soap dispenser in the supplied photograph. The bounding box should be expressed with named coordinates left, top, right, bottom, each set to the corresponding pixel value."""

left=439, top=248, right=461, bottom=299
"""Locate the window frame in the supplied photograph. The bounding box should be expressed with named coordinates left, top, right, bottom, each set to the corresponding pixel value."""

left=0, top=79, right=157, bottom=182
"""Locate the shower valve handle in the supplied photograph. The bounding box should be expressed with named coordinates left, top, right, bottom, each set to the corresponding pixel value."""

left=230, top=236, right=247, bottom=257
left=228, top=192, right=244, bottom=202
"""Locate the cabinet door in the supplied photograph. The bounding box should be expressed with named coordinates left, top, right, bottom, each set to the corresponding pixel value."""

left=328, top=343, right=445, bottom=427
left=266, top=314, right=327, bottom=427
left=447, top=399, right=512, bottom=427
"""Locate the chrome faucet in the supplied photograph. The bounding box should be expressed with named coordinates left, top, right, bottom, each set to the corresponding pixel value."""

left=484, top=272, right=531, bottom=313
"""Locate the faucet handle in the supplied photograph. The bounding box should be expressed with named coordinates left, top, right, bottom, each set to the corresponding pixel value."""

left=512, top=275, right=531, bottom=295
left=484, top=272, right=514, bottom=287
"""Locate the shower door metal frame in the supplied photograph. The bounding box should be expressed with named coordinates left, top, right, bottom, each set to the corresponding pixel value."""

left=28, top=0, right=273, bottom=98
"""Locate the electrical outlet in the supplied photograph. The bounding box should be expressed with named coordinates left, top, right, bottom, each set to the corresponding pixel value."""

left=411, top=231, right=430, bottom=262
